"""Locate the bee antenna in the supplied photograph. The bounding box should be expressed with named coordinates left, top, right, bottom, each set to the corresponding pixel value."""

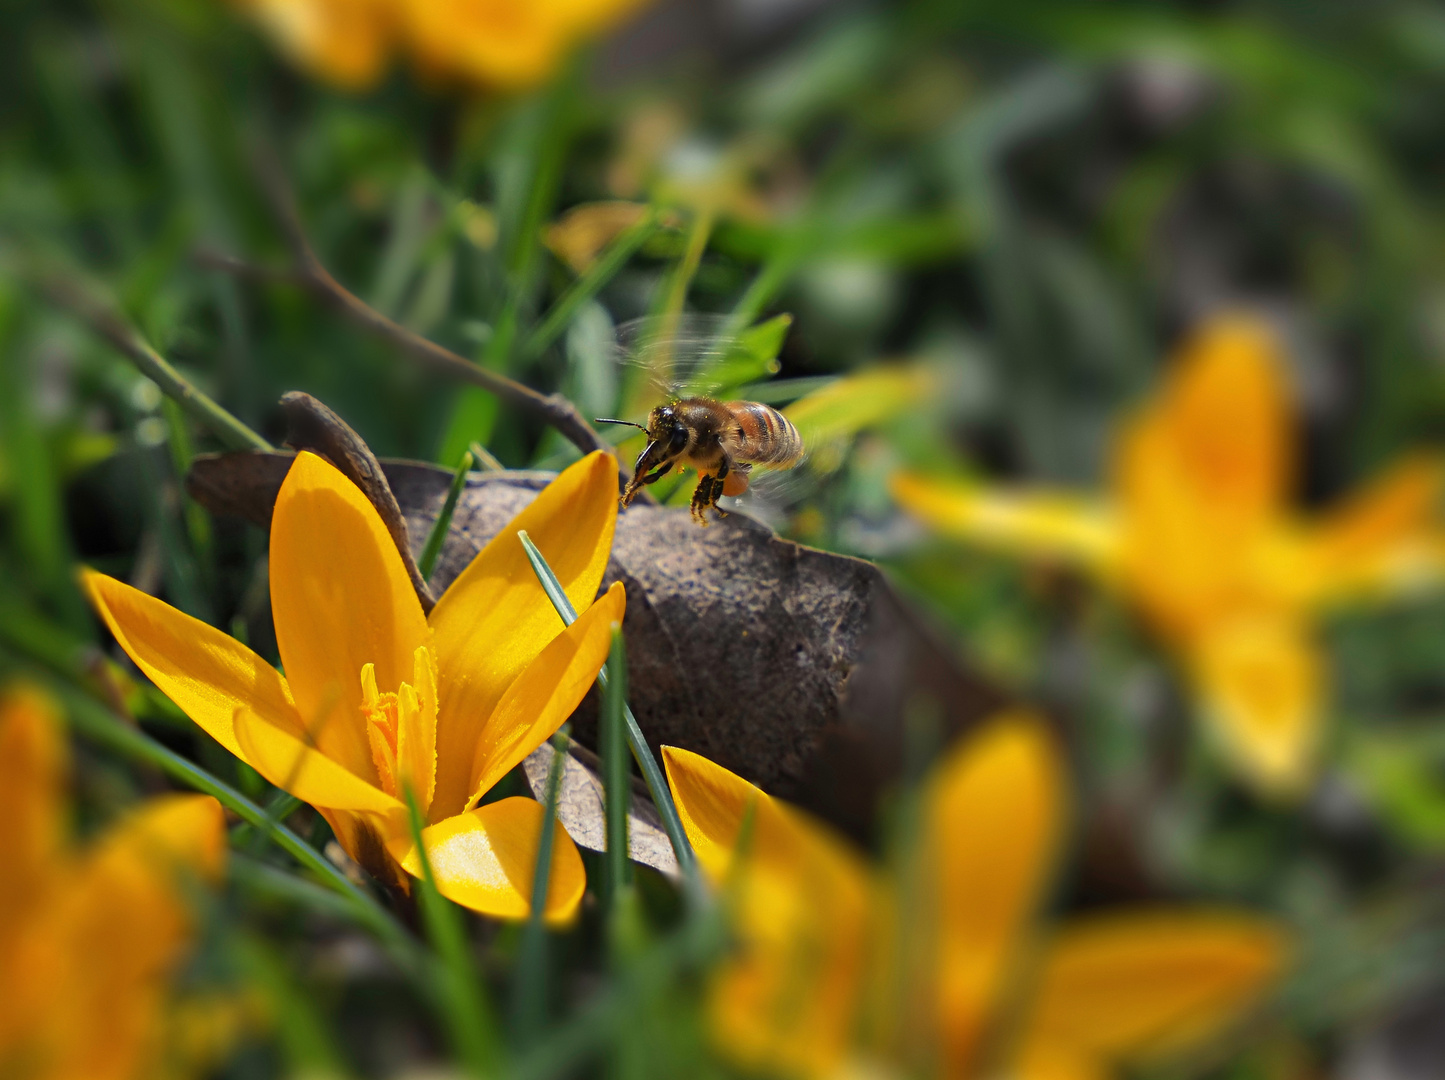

left=594, top=417, right=647, bottom=431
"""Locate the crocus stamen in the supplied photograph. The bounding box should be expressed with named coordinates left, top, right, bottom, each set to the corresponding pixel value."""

left=360, top=645, right=439, bottom=814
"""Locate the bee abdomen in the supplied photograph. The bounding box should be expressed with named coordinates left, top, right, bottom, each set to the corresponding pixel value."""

left=727, top=401, right=805, bottom=467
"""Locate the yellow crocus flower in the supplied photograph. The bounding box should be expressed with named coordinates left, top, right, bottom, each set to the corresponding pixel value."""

left=84, top=449, right=626, bottom=921
left=664, top=716, right=1286, bottom=1080
left=893, top=315, right=1445, bottom=792
left=0, top=684, right=228, bottom=1080
left=232, top=0, right=651, bottom=91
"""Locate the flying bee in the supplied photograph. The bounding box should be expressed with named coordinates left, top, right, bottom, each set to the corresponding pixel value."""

left=600, top=397, right=805, bottom=524
left=594, top=315, right=806, bottom=525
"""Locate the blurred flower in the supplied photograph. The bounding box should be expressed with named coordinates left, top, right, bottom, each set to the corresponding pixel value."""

left=893, top=315, right=1445, bottom=792
left=233, top=0, right=651, bottom=91
left=664, top=715, right=1287, bottom=1079
left=85, top=450, right=626, bottom=921
left=0, top=683, right=228, bottom=1080
left=545, top=201, right=652, bottom=273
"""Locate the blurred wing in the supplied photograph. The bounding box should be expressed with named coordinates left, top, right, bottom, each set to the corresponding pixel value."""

left=615, top=314, right=785, bottom=417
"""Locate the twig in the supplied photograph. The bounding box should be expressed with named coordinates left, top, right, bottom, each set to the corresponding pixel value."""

left=39, top=276, right=273, bottom=453
left=216, top=149, right=631, bottom=493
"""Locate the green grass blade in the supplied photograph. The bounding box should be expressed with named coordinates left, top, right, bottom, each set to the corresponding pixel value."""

left=230, top=931, right=353, bottom=1078
left=515, top=530, right=699, bottom=884
left=403, top=787, right=505, bottom=1077
left=512, top=722, right=571, bottom=1045
left=602, top=625, right=632, bottom=906
left=419, top=449, right=474, bottom=581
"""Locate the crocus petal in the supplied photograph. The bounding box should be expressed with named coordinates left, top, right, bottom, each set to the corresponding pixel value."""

left=34, top=794, right=228, bottom=1080
left=0, top=685, right=70, bottom=1052
left=663, top=745, right=873, bottom=1077
left=662, top=744, right=806, bottom=880
left=1131, top=314, right=1292, bottom=529
left=1190, top=619, right=1320, bottom=794
left=82, top=568, right=304, bottom=761
left=0, top=685, right=68, bottom=916
left=234, top=708, right=404, bottom=815
left=429, top=450, right=618, bottom=817
left=890, top=474, right=1120, bottom=575
left=269, top=451, right=431, bottom=783
left=1014, top=909, right=1286, bottom=1076
left=239, top=0, right=394, bottom=89
left=1302, top=456, right=1445, bottom=604
left=465, top=582, right=626, bottom=810
left=926, top=713, right=1066, bottom=1076
left=388, top=797, right=585, bottom=922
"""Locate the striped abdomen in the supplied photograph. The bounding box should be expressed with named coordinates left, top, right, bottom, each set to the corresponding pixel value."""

left=726, top=401, right=805, bottom=467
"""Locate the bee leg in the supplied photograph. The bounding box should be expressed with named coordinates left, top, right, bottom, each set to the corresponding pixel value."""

left=640, top=461, right=673, bottom=486
left=709, top=459, right=731, bottom=520
left=689, top=474, right=719, bottom=526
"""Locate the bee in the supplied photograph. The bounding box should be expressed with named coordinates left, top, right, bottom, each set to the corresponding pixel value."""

left=598, top=398, right=805, bottom=524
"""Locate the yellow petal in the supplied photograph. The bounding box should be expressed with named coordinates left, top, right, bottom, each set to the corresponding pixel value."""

left=925, top=713, right=1067, bottom=1075
left=0, top=684, right=68, bottom=915
left=662, top=744, right=809, bottom=880
left=1132, top=314, right=1292, bottom=528
left=1302, top=456, right=1445, bottom=603
left=238, top=0, right=394, bottom=89
left=466, top=582, right=626, bottom=809
left=269, top=451, right=431, bottom=784
left=0, top=684, right=70, bottom=1052
left=388, top=797, right=586, bottom=922
left=890, top=473, right=1120, bottom=575
left=233, top=708, right=405, bottom=815
left=429, top=450, right=618, bottom=817
left=81, top=568, right=304, bottom=762
left=663, top=745, right=873, bottom=1077
left=33, top=794, right=228, bottom=1080
left=1016, top=909, right=1286, bottom=1073
left=96, top=792, right=229, bottom=887
left=1189, top=619, right=1321, bottom=794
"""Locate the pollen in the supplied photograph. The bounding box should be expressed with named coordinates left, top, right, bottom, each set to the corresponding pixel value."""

left=360, top=644, right=439, bottom=814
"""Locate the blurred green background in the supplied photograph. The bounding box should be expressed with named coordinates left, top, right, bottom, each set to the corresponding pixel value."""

left=9, top=0, right=1445, bottom=1076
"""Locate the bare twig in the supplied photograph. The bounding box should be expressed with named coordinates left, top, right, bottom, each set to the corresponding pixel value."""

left=38, top=276, right=273, bottom=453
left=214, top=149, right=636, bottom=494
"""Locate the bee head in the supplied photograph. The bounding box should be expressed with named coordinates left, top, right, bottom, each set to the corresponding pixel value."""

left=647, top=404, right=690, bottom=455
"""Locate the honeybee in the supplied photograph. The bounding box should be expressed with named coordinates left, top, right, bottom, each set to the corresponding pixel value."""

left=600, top=397, right=805, bottom=524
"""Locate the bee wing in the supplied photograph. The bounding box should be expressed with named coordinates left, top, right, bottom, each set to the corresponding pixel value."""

left=613, top=313, right=783, bottom=417
left=717, top=450, right=818, bottom=530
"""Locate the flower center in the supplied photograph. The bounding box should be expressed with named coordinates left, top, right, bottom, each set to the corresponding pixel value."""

left=360, top=644, right=438, bottom=814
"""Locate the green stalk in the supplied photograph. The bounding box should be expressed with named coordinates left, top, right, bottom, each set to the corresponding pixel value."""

left=521, top=210, right=660, bottom=361
left=404, top=787, right=504, bottom=1077
left=419, top=450, right=473, bottom=581
left=601, top=625, right=632, bottom=907
left=48, top=678, right=419, bottom=973
left=512, top=723, right=571, bottom=1045
left=515, top=530, right=699, bottom=886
